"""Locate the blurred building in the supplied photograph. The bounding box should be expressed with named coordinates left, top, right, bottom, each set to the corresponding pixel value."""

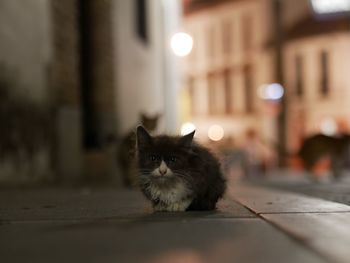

left=284, top=15, right=350, bottom=153
left=181, top=0, right=350, bottom=157
left=0, top=0, right=180, bottom=184
left=181, top=0, right=276, bottom=147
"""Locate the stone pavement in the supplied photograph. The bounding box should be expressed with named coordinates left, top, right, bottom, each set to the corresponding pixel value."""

left=252, top=172, right=350, bottom=206
left=0, top=183, right=350, bottom=263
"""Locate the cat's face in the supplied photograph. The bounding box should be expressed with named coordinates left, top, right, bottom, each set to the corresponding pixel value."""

left=136, top=126, right=195, bottom=182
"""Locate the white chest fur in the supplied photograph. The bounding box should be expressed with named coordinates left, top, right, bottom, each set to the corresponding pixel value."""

left=148, top=180, right=192, bottom=211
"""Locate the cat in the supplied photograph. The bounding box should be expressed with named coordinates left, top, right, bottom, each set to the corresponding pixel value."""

left=298, top=133, right=350, bottom=180
left=136, top=126, right=226, bottom=212
left=118, top=114, right=159, bottom=187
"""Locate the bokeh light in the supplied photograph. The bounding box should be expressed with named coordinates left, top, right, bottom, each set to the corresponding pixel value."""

left=258, top=83, right=284, bottom=100
left=320, top=118, right=337, bottom=136
left=170, top=32, right=193, bottom=57
left=208, top=125, right=224, bottom=141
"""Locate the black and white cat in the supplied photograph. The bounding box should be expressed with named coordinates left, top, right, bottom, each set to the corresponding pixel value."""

left=136, top=126, right=226, bottom=212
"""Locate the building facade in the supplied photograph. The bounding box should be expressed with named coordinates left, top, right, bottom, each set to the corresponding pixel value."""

left=181, top=0, right=276, bottom=147
left=182, top=0, right=350, bottom=158
left=284, top=16, right=350, bottom=153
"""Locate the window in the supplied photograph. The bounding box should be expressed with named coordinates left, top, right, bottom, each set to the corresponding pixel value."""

left=206, top=26, right=215, bottom=59
left=242, top=14, right=253, bottom=52
left=135, top=0, right=148, bottom=44
left=295, top=55, right=303, bottom=97
left=320, top=51, right=329, bottom=96
left=208, top=73, right=216, bottom=115
left=222, top=20, right=232, bottom=55
left=244, top=65, right=254, bottom=113
left=223, top=69, right=233, bottom=114
left=188, top=77, right=195, bottom=115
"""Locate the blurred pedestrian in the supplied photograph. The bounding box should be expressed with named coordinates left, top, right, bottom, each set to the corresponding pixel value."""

left=219, top=136, right=245, bottom=182
left=242, top=129, right=275, bottom=179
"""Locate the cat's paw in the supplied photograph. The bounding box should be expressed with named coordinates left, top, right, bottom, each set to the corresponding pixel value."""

left=153, top=200, right=192, bottom=212
left=166, top=200, right=191, bottom=212
left=153, top=203, right=168, bottom=212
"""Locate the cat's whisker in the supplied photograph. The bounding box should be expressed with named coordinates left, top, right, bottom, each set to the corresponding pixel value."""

left=138, top=169, right=152, bottom=174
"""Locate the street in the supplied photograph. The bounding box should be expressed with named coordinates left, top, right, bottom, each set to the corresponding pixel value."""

left=1, top=179, right=350, bottom=263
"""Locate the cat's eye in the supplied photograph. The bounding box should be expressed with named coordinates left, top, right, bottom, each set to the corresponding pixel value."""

left=149, top=155, right=157, bottom=161
left=169, top=156, right=177, bottom=162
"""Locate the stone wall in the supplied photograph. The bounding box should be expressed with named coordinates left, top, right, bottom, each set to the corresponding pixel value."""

left=0, top=0, right=51, bottom=104
left=50, top=0, right=83, bottom=182
left=0, top=0, right=53, bottom=183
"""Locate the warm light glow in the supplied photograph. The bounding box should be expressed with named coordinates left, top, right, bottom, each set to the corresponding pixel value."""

left=147, top=250, right=204, bottom=263
left=257, top=83, right=284, bottom=100
left=208, top=125, right=224, bottom=141
left=320, top=118, right=338, bottom=136
left=170, top=32, right=193, bottom=57
left=311, top=0, right=350, bottom=14
left=257, top=85, right=268, bottom=99
left=181, top=122, right=196, bottom=136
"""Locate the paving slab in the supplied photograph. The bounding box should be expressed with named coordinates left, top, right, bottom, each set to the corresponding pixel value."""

left=255, top=179, right=350, bottom=206
left=232, top=184, right=350, bottom=263
left=0, top=186, right=338, bottom=263
left=0, top=188, right=150, bottom=221
left=0, top=218, right=327, bottom=263
left=263, top=213, right=350, bottom=263
left=230, top=184, right=350, bottom=214
left=0, top=188, right=254, bottom=222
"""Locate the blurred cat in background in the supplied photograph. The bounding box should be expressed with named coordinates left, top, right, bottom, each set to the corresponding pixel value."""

left=299, top=133, right=350, bottom=180
left=118, top=113, right=160, bottom=187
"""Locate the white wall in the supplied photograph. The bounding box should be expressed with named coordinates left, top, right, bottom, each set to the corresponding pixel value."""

left=113, top=0, right=180, bottom=134
left=0, top=0, right=51, bottom=103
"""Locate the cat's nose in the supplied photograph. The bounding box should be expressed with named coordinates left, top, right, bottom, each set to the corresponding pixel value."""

left=158, top=160, right=168, bottom=176
left=159, top=167, right=167, bottom=175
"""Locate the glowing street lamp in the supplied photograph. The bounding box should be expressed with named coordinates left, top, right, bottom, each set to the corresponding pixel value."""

left=170, top=32, right=193, bottom=57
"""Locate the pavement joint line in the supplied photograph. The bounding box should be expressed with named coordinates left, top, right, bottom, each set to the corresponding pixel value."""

left=231, top=186, right=350, bottom=263
left=258, top=213, right=336, bottom=263
left=257, top=210, right=350, bottom=215
left=233, top=199, right=335, bottom=263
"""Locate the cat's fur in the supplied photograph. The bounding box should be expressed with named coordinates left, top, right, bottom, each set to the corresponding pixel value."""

left=118, top=114, right=159, bottom=187
left=136, top=126, right=226, bottom=212
left=299, top=133, right=350, bottom=179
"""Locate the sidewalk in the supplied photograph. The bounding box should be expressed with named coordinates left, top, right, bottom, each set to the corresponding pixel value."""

left=0, top=183, right=350, bottom=263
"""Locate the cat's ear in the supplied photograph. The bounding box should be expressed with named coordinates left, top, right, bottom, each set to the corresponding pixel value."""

left=180, top=130, right=195, bottom=147
left=136, top=126, right=152, bottom=148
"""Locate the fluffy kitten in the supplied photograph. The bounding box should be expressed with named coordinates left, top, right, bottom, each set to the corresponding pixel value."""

left=136, top=126, right=226, bottom=212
